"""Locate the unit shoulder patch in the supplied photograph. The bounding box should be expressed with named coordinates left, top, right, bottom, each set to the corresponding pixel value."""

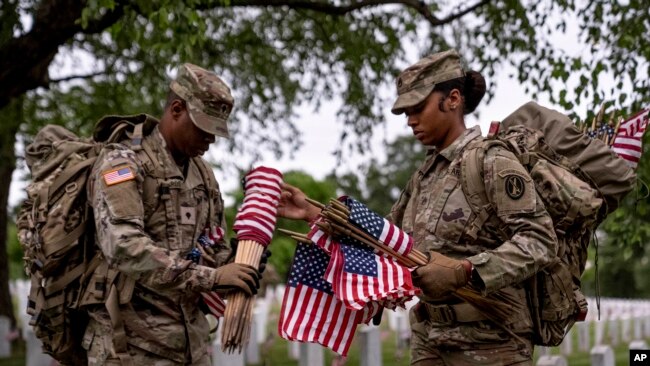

left=504, top=174, right=525, bottom=200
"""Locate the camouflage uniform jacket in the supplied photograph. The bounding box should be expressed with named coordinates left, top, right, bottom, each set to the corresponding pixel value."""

left=388, top=126, right=558, bottom=344
left=86, top=121, right=230, bottom=363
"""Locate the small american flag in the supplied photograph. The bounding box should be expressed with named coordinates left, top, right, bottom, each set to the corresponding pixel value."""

left=202, top=292, right=226, bottom=318
left=278, top=242, right=378, bottom=356
left=344, top=197, right=413, bottom=256
left=102, top=166, right=135, bottom=186
left=233, top=167, right=283, bottom=245
left=326, top=236, right=418, bottom=311
left=197, top=226, right=226, bottom=317
left=308, top=218, right=333, bottom=254
left=612, top=109, right=648, bottom=169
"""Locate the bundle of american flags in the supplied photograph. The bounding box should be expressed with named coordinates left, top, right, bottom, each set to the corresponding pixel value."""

left=611, top=109, right=648, bottom=169
left=582, top=107, right=648, bottom=169
left=222, top=166, right=283, bottom=352
left=279, top=242, right=381, bottom=356
left=278, top=196, right=514, bottom=355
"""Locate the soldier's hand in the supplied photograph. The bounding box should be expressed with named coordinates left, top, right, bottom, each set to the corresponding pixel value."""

left=277, top=183, right=320, bottom=222
left=258, top=249, right=271, bottom=274
left=412, top=251, right=471, bottom=299
left=212, top=263, right=260, bottom=296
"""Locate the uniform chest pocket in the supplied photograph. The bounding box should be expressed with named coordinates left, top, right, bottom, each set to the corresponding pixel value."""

left=178, top=185, right=209, bottom=226
left=426, top=175, right=472, bottom=244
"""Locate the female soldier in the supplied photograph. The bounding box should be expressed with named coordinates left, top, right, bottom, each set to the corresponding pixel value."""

left=279, top=49, right=558, bottom=365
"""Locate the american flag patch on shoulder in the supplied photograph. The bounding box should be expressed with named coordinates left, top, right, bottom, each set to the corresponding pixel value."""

left=102, top=166, right=135, bottom=186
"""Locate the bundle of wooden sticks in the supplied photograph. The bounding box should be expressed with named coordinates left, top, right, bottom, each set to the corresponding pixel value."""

left=220, top=240, right=265, bottom=353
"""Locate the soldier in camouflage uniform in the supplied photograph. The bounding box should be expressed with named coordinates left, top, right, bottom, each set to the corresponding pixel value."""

left=83, top=63, right=261, bottom=365
left=385, top=50, right=558, bottom=365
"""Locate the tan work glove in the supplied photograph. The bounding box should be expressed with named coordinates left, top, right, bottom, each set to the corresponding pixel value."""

left=212, top=263, right=260, bottom=296
left=413, top=251, right=471, bottom=299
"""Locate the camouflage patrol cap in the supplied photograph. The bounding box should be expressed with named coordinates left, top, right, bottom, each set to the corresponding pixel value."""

left=170, top=63, right=234, bottom=138
left=391, top=49, right=465, bottom=115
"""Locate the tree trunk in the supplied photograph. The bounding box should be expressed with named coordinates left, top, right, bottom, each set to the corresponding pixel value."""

left=0, top=101, right=20, bottom=329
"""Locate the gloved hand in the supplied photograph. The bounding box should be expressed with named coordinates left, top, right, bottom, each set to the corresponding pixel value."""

left=212, top=263, right=260, bottom=296
left=259, top=249, right=272, bottom=274
left=412, top=251, right=471, bottom=299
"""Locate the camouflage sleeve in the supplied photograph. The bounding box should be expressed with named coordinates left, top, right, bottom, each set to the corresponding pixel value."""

left=90, top=145, right=216, bottom=293
left=466, top=146, right=558, bottom=294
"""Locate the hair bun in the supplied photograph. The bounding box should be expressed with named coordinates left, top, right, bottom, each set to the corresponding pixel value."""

left=464, top=70, right=486, bottom=114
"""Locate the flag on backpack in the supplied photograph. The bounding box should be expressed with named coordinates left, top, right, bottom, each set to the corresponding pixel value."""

left=612, top=109, right=649, bottom=169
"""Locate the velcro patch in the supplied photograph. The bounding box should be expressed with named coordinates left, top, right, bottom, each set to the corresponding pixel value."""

left=102, top=166, right=135, bottom=186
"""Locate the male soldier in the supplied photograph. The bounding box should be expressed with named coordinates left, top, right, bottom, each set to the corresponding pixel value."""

left=83, top=63, right=261, bottom=365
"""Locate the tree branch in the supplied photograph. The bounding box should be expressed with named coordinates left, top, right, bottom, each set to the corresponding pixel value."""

left=229, top=0, right=491, bottom=26
left=49, top=70, right=107, bottom=83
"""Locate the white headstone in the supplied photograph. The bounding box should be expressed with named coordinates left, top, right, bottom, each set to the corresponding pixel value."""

left=536, top=355, right=568, bottom=366
left=0, top=316, right=11, bottom=358
left=288, top=341, right=300, bottom=360
left=212, top=344, right=244, bottom=366
left=634, top=317, right=644, bottom=340
left=621, top=316, right=632, bottom=342
left=595, top=320, right=605, bottom=346
left=25, top=330, right=55, bottom=366
left=359, top=325, right=382, bottom=366
left=577, top=321, right=590, bottom=352
left=607, top=319, right=619, bottom=346
left=254, top=300, right=269, bottom=344
left=299, top=342, right=323, bottom=366
left=630, top=340, right=649, bottom=350
left=559, top=328, right=573, bottom=355
left=244, top=311, right=260, bottom=365
left=590, top=345, right=615, bottom=366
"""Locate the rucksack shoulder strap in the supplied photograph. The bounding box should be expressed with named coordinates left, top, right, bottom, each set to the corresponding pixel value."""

left=461, top=139, right=507, bottom=240
left=193, top=157, right=219, bottom=226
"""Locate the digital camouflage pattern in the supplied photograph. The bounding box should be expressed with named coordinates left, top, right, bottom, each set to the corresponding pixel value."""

left=388, top=126, right=558, bottom=361
left=170, top=63, right=234, bottom=138
left=391, top=49, right=465, bottom=115
left=84, top=123, right=230, bottom=365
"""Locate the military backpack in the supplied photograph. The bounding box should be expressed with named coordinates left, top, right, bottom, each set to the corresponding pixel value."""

left=460, top=102, right=636, bottom=346
left=16, top=115, right=158, bottom=365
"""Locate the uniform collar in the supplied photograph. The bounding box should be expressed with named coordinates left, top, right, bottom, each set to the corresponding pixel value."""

left=426, top=125, right=482, bottom=162
left=148, top=125, right=185, bottom=179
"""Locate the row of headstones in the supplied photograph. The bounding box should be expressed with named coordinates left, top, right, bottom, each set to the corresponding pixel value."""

left=535, top=297, right=650, bottom=366
left=6, top=281, right=650, bottom=366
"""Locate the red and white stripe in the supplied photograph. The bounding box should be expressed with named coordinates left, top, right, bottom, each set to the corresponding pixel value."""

left=326, top=242, right=419, bottom=311
left=612, top=109, right=648, bottom=169
left=308, top=219, right=334, bottom=254
left=378, top=218, right=413, bottom=256
left=278, top=284, right=371, bottom=356
left=201, top=292, right=226, bottom=318
left=233, top=167, right=283, bottom=245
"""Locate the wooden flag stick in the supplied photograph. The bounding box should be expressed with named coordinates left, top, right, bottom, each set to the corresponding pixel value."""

left=610, top=116, right=623, bottom=147
left=305, top=197, right=326, bottom=209
left=277, top=228, right=311, bottom=243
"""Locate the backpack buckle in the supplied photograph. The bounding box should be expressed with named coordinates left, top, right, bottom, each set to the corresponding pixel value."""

left=65, top=182, right=78, bottom=194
